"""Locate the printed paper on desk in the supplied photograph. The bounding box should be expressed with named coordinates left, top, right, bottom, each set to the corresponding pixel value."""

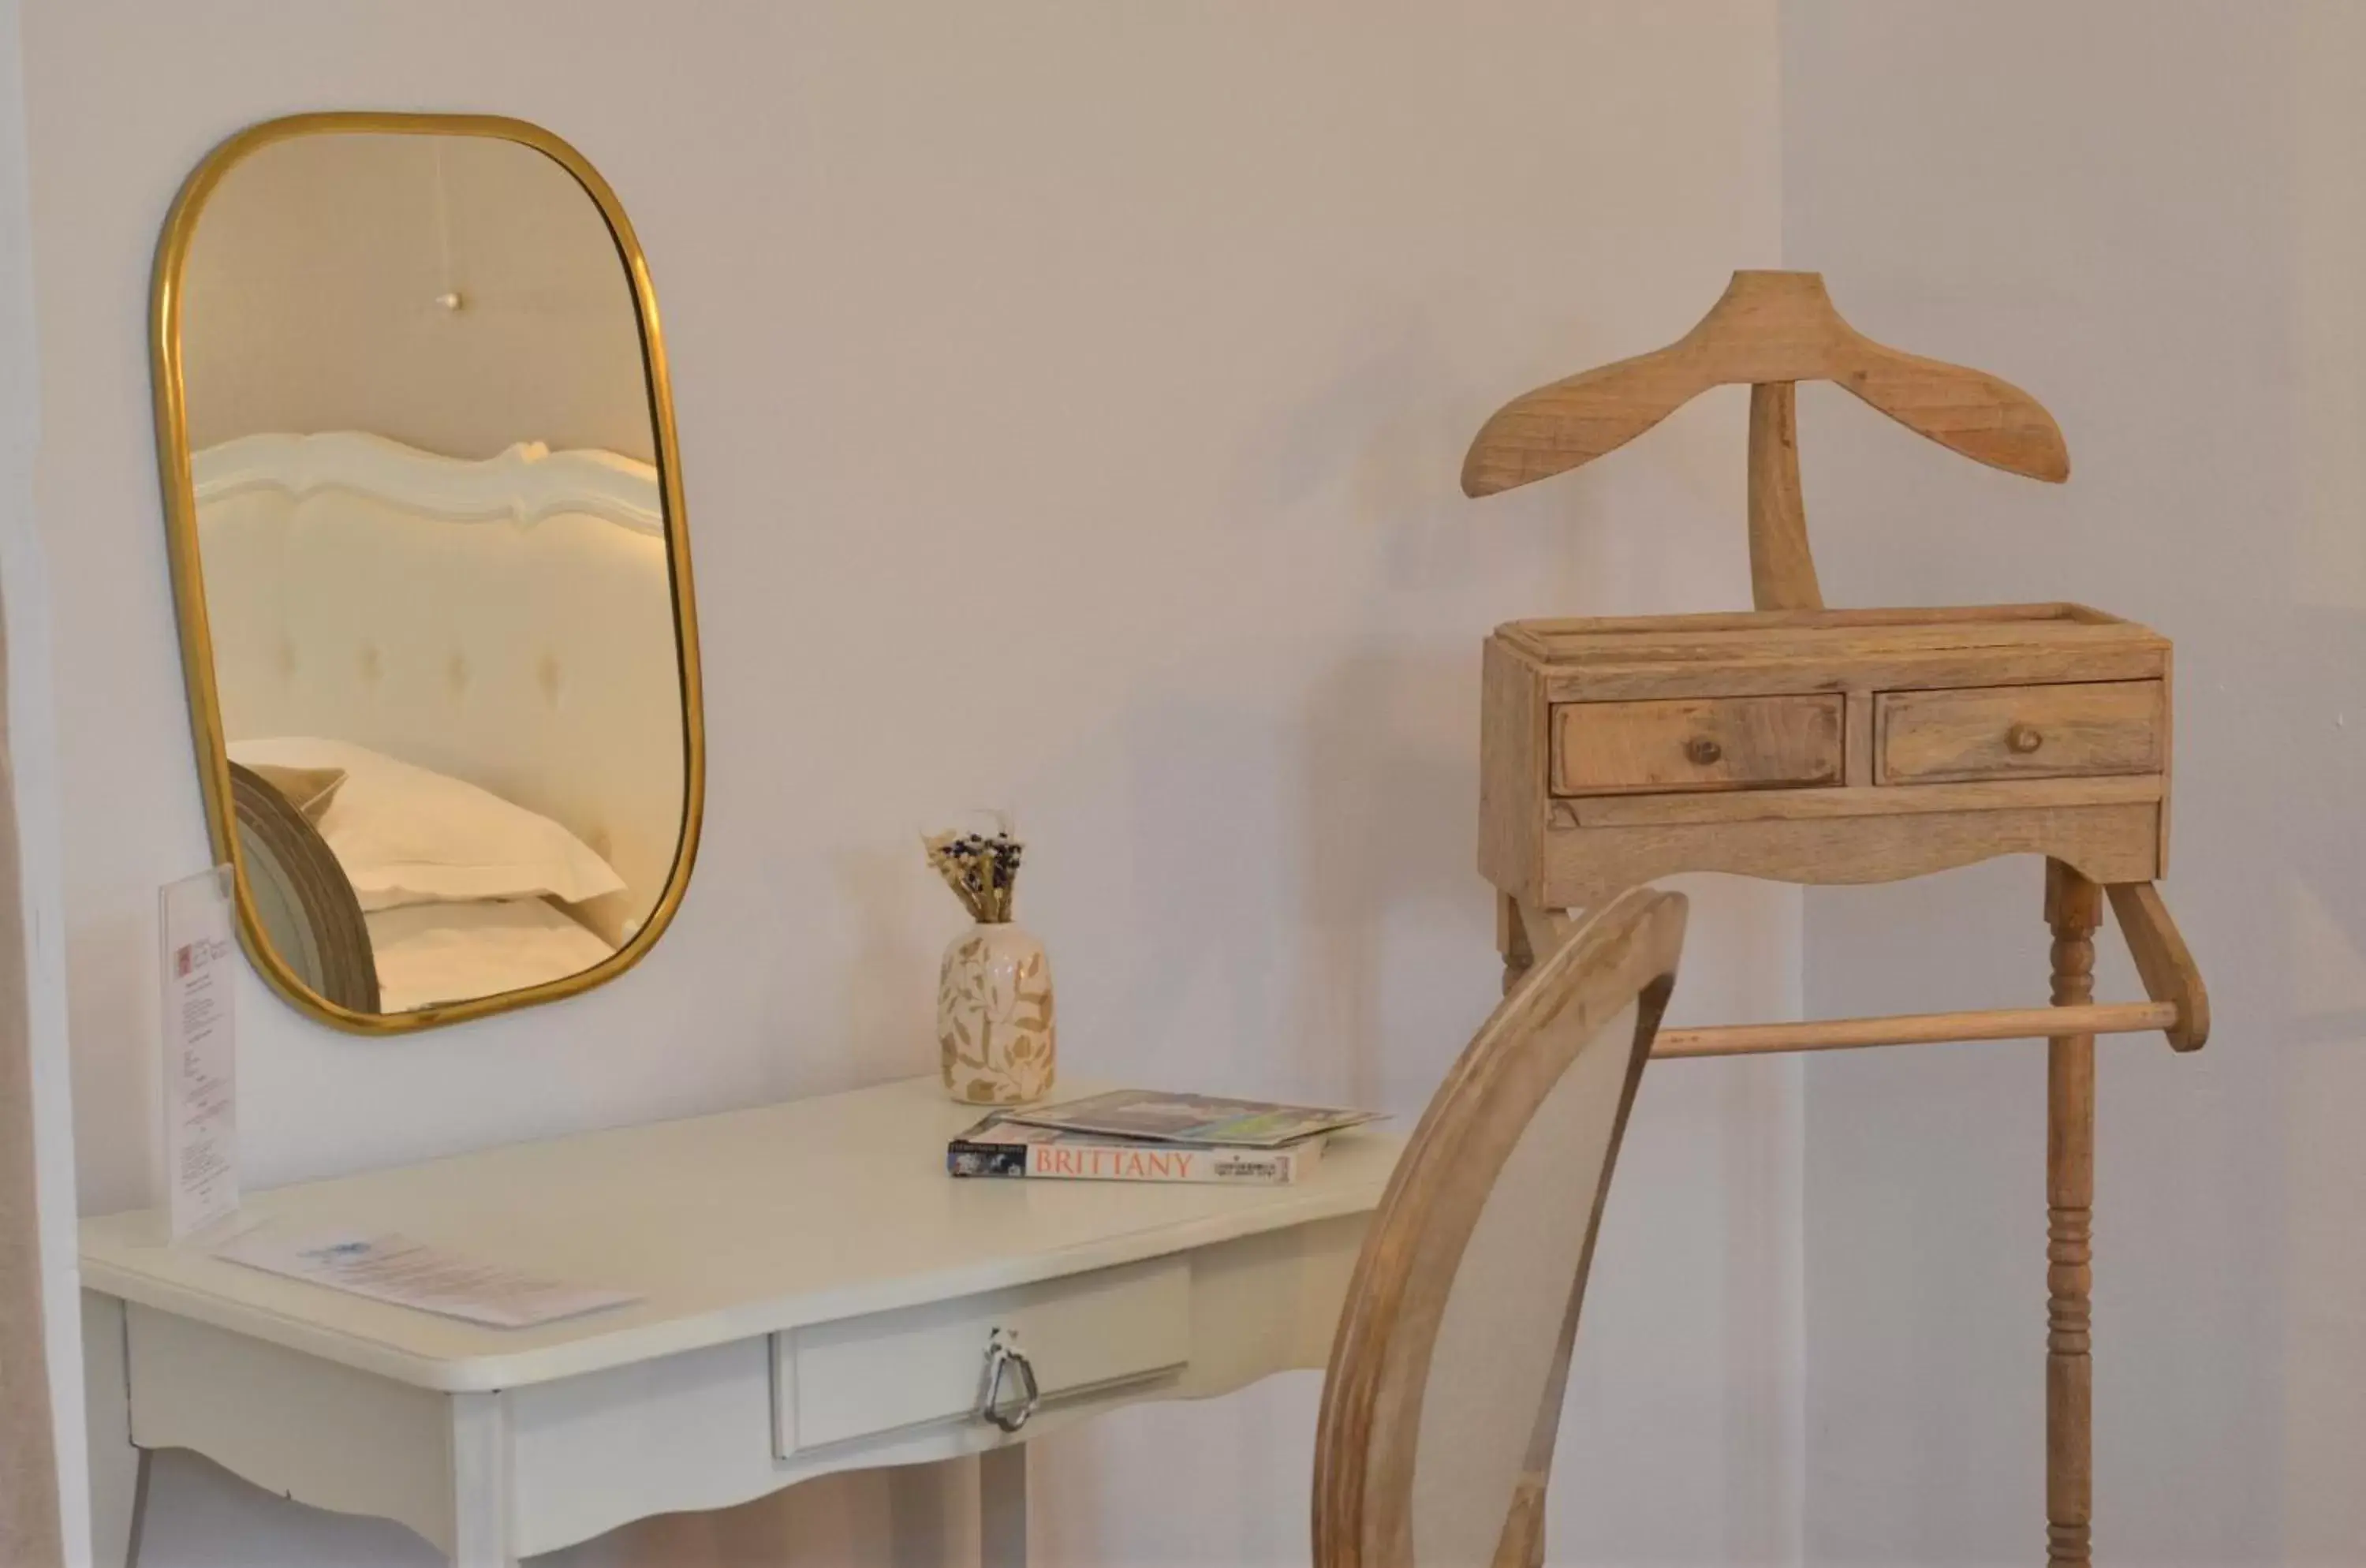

left=159, top=866, right=238, bottom=1241
left=215, top=1229, right=640, bottom=1329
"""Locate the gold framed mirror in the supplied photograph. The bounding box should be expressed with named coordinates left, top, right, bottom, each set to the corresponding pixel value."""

left=151, top=113, right=703, bottom=1033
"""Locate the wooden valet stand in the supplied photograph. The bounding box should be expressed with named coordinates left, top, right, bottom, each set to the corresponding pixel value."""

left=1466, top=271, right=2208, bottom=1566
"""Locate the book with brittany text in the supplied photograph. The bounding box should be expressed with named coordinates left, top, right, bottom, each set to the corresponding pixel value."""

left=946, top=1111, right=1328, bottom=1186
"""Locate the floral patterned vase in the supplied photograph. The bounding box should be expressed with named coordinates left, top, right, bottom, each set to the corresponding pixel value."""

left=938, top=920, right=1056, bottom=1104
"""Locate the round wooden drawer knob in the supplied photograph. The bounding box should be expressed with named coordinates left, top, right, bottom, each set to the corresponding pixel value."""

left=1685, top=736, right=1723, bottom=766
left=2006, top=722, right=2045, bottom=755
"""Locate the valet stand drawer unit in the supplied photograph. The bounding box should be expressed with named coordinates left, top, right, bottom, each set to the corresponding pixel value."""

left=1462, top=271, right=2210, bottom=1568
left=1486, top=604, right=2173, bottom=912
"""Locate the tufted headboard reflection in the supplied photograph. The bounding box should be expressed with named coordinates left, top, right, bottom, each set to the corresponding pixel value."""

left=192, top=430, right=689, bottom=946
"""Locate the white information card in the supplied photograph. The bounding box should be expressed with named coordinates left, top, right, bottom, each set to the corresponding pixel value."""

left=215, top=1229, right=640, bottom=1329
left=159, top=866, right=238, bottom=1241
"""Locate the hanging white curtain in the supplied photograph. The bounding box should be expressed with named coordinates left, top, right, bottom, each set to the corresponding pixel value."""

left=0, top=614, right=60, bottom=1567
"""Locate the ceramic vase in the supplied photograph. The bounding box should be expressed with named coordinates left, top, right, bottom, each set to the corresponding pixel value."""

left=938, top=920, right=1056, bottom=1104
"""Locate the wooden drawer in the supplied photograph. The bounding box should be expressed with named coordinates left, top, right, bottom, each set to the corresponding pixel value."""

left=1550, top=694, right=1843, bottom=796
left=772, top=1255, right=1188, bottom=1455
left=1875, top=681, right=2163, bottom=784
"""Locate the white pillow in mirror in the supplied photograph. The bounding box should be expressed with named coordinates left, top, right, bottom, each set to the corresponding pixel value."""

left=228, top=736, right=626, bottom=911
left=366, top=898, right=617, bottom=1014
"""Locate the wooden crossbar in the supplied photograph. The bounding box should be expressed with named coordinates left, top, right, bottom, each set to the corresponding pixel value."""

left=1653, top=1001, right=2179, bottom=1060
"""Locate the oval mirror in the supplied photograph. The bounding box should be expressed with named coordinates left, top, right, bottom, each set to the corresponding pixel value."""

left=151, top=114, right=703, bottom=1032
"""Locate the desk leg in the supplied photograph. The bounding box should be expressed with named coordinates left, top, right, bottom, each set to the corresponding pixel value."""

left=83, top=1292, right=144, bottom=1568
left=980, top=1443, right=1028, bottom=1568
left=123, top=1449, right=152, bottom=1568
left=2046, top=861, right=2099, bottom=1567
left=450, top=1392, right=516, bottom=1568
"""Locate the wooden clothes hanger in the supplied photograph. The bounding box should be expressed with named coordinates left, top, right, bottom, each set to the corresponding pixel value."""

left=1461, top=270, right=2069, bottom=612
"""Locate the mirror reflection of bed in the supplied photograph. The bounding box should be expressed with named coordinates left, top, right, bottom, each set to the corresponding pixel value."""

left=162, top=121, right=699, bottom=1024
left=197, top=431, right=685, bottom=1013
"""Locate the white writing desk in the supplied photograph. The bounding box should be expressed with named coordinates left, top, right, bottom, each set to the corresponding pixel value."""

left=80, top=1076, right=1401, bottom=1566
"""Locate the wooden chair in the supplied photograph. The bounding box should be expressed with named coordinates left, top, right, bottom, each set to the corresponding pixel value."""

left=226, top=762, right=379, bottom=1014
left=1314, top=887, right=1687, bottom=1568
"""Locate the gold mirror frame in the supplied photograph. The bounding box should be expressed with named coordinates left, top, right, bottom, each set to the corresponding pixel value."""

left=150, top=112, right=704, bottom=1034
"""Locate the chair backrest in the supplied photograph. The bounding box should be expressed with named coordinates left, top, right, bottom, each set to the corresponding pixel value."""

left=1314, top=887, right=1686, bottom=1568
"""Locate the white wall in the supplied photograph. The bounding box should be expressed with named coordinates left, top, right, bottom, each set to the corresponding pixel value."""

left=0, top=0, right=88, bottom=1559
left=1784, top=3, right=2361, bottom=1563
left=26, top=3, right=1801, bottom=1565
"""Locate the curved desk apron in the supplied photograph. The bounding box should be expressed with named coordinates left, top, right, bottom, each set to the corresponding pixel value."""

left=80, top=1077, right=1401, bottom=1566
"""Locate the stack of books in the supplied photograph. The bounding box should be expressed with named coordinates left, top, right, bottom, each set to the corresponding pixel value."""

left=947, top=1089, right=1382, bottom=1188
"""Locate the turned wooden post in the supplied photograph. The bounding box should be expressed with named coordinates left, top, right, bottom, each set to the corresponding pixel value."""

left=1497, top=890, right=1537, bottom=996
left=2045, top=860, right=2101, bottom=1566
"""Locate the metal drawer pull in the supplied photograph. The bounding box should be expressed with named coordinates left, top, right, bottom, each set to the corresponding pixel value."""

left=1685, top=736, right=1723, bottom=765
left=978, top=1327, right=1041, bottom=1433
left=2006, top=722, right=2045, bottom=755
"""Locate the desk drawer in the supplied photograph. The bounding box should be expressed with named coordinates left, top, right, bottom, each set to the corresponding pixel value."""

left=773, top=1255, right=1189, bottom=1455
left=1876, top=681, right=2163, bottom=784
left=1551, top=694, right=1843, bottom=796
